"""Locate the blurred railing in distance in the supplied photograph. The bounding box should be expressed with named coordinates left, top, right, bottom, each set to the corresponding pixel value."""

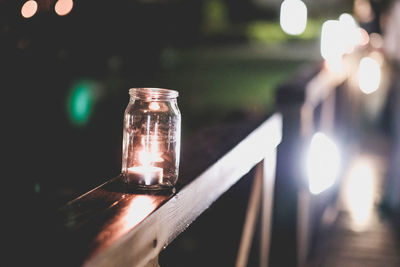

left=56, top=113, right=282, bottom=267
left=270, top=52, right=364, bottom=266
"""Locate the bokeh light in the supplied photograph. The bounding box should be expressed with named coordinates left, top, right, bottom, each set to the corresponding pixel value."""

left=354, top=0, right=374, bottom=23
left=358, top=56, right=381, bottom=94
left=370, top=33, right=383, bottom=49
left=21, top=0, right=38, bottom=19
left=358, top=28, right=370, bottom=46
left=280, top=0, right=307, bottom=35
left=344, top=158, right=376, bottom=231
left=67, top=80, right=95, bottom=127
left=55, top=0, right=74, bottom=16
left=306, top=132, right=340, bottom=195
left=321, top=20, right=344, bottom=68
left=339, top=13, right=361, bottom=54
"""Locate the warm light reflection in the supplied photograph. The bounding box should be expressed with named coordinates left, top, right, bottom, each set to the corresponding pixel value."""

left=122, top=196, right=158, bottom=231
left=21, top=0, right=38, bottom=19
left=55, top=0, right=73, bottom=16
left=344, top=158, right=376, bottom=231
left=306, top=132, right=340, bottom=195
left=94, top=195, right=159, bottom=251
left=280, top=0, right=307, bottom=35
left=358, top=56, right=381, bottom=94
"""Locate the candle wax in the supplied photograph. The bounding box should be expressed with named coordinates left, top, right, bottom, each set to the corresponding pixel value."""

left=127, top=166, right=163, bottom=185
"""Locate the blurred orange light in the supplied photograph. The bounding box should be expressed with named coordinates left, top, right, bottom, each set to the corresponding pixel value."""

left=55, top=0, right=73, bottom=16
left=370, top=33, right=383, bottom=49
left=358, top=28, right=370, bottom=46
left=21, top=0, right=38, bottom=19
left=354, top=0, right=374, bottom=23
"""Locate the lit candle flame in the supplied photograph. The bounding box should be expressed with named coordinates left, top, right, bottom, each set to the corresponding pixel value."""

left=138, top=150, right=163, bottom=165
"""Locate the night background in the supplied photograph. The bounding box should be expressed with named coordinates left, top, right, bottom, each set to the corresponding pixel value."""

left=3, top=0, right=400, bottom=266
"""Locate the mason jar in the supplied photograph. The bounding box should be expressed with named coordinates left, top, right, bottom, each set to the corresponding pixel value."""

left=121, top=88, right=181, bottom=190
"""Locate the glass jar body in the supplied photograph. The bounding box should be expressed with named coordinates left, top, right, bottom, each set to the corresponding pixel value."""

left=121, top=88, right=181, bottom=190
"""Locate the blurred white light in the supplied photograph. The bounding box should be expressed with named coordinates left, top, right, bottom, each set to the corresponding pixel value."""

left=280, top=0, right=307, bottom=35
left=306, top=132, right=340, bottom=195
left=55, top=0, right=73, bottom=16
left=321, top=14, right=362, bottom=66
left=21, top=0, right=38, bottom=19
left=344, top=159, right=376, bottom=231
left=358, top=57, right=381, bottom=94
left=321, top=20, right=344, bottom=65
left=339, top=13, right=361, bottom=53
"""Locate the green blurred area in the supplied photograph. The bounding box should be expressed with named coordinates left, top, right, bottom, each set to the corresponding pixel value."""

left=202, top=0, right=323, bottom=44
left=247, top=18, right=323, bottom=43
left=157, top=48, right=311, bottom=131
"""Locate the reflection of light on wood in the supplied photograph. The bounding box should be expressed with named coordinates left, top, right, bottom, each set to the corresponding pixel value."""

left=123, top=196, right=157, bottom=231
left=21, top=0, right=38, bottom=19
left=55, top=0, right=74, bottom=16
left=93, top=195, right=159, bottom=256
left=344, top=158, right=376, bottom=231
left=280, top=0, right=307, bottom=35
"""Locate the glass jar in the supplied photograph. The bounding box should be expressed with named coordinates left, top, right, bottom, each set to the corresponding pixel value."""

left=121, top=88, right=181, bottom=190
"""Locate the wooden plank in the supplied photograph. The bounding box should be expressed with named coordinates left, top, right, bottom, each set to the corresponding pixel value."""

left=56, top=113, right=282, bottom=267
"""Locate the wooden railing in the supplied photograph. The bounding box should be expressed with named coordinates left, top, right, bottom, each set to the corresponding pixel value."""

left=57, top=113, right=282, bottom=267
left=270, top=61, right=359, bottom=267
left=53, top=58, right=360, bottom=267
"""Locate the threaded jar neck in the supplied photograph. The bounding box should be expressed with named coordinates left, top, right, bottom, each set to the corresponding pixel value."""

left=129, top=88, right=179, bottom=101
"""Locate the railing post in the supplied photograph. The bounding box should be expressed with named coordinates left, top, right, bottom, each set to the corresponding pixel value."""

left=269, top=65, right=320, bottom=267
left=236, top=148, right=277, bottom=267
left=236, top=161, right=263, bottom=267
left=260, top=150, right=277, bottom=267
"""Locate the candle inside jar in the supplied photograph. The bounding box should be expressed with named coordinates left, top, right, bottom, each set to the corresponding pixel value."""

left=127, top=165, right=163, bottom=185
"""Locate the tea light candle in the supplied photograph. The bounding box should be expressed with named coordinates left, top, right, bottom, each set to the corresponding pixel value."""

left=127, top=165, right=163, bottom=185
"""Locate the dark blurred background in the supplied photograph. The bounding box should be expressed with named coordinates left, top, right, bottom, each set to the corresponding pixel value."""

left=2, top=0, right=343, bottom=205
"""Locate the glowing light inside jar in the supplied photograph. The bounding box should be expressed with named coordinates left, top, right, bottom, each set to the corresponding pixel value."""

left=149, top=102, right=160, bottom=111
left=127, top=165, right=163, bottom=185
left=127, top=137, right=164, bottom=185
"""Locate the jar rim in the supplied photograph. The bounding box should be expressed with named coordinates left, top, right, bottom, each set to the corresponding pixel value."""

left=129, top=88, right=179, bottom=100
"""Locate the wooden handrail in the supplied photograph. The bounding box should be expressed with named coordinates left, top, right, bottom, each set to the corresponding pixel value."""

left=271, top=60, right=358, bottom=267
left=56, top=113, right=282, bottom=267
